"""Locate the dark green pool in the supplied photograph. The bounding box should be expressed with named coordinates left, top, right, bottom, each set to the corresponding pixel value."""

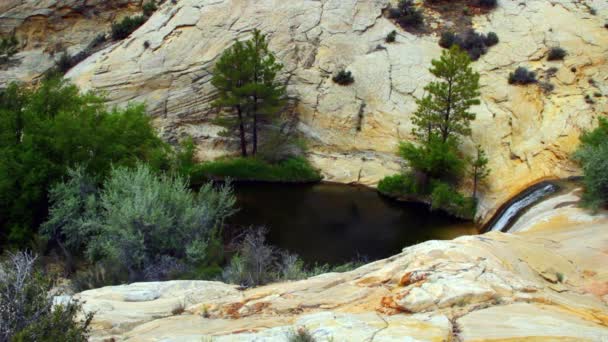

left=230, top=182, right=477, bottom=264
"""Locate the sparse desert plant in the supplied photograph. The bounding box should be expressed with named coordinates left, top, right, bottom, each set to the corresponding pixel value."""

left=508, top=67, right=537, bottom=85
left=171, top=301, right=186, bottom=315
left=0, top=34, right=19, bottom=64
left=111, top=15, right=147, bottom=40
left=388, top=0, right=424, bottom=29
left=477, top=0, right=497, bottom=9
left=385, top=30, right=397, bottom=43
left=547, top=47, right=566, bottom=61
left=332, top=69, right=354, bottom=85
left=143, top=1, right=157, bottom=17
left=287, top=327, right=316, bottom=342
left=484, top=32, right=499, bottom=46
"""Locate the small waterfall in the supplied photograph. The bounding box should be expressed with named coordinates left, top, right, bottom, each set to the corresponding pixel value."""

left=486, top=182, right=559, bottom=233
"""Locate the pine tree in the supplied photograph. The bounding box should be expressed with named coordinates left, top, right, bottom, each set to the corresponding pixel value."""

left=211, top=40, right=251, bottom=157
left=211, top=30, right=285, bottom=157
left=413, top=45, right=480, bottom=143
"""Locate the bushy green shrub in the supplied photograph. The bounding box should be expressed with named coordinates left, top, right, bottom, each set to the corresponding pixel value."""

left=0, top=252, right=93, bottom=341
left=438, top=30, right=499, bottom=60
left=429, top=181, right=476, bottom=219
left=476, top=0, right=497, bottom=9
left=143, top=1, right=158, bottom=17
left=388, top=0, right=424, bottom=29
left=190, top=157, right=322, bottom=184
left=398, top=138, right=465, bottom=181
left=484, top=32, right=499, bottom=46
left=287, top=327, right=316, bottom=342
left=385, top=30, right=397, bottom=43
left=547, top=47, right=567, bottom=61
left=573, top=117, right=608, bottom=210
left=332, top=70, right=354, bottom=85
left=111, top=15, right=147, bottom=40
left=0, top=78, right=169, bottom=247
left=377, top=174, right=417, bottom=197
left=508, top=67, right=537, bottom=85
left=42, top=164, right=236, bottom=281
left=0, top=35, right=18, bottom=64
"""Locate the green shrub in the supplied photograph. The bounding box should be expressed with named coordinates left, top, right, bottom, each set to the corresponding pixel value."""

left=190, top=157, right=322, bottom=184
left=111, top=15, right=147, bottom=40
left=438, top=30, right=498, bottom=61
left=547, top=47, right=567, bottom=61
left=385, top=30, right=397, bottom=43
left=377, top=174, right=417, bottom=197
left=0, top=252, right=93, bottom=341
left=332, top=70, right=354, bottom=85
left=143, top=1, right=158, bottom=17
left=0, top=78, right=170, bottom=247
left=573, top=117, right=608, bottom=210
left=429, top=181, right=476, bottom=219
left=388, top=0, right=424, bottom=29
left=508, top=67, right=537, bottom=85
left=398, top=138, right=466, bottom=181
left=484, top=32, right=499, bottom=47
left=42, top=164, right=236, bottom=281
left=287, top=327, right=316, bottom=342
left=0, top=35, right=18, bottom=64
left=476, top=0, right=497, bottom=8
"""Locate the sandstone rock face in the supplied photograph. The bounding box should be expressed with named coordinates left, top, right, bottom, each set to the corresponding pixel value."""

left=59, top=0, right=608, bottom=220
left=76, top=191, right=608, bottom=341
left=0, top=0, right=142, bottom=85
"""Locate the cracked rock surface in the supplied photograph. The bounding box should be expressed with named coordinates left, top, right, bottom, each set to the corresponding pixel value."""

left=76, top=190, right=608, bottom=341
left=1, top=0, right=607, bottom=220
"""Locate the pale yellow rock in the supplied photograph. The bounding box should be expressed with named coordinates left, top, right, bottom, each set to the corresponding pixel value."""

left=56, top=0, right=608, bottom=221
left=75, top=197, right=608, bottom=341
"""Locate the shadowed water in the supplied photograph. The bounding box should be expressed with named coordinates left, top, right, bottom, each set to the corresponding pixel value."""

left=230, top=182, right=478, bottom=264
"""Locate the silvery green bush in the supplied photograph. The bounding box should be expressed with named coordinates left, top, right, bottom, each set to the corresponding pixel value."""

left=43, top=164, right=236, bottom=281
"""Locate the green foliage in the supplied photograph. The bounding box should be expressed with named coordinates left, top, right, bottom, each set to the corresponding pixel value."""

left=508, top=67, right=537, bottom=85
left=547, top=47, right=567, bottom=61
left=430, top=181, right=476, bottom=219
left=190, top=157, right=322, bottom=184
left=0, top=252, right=93, bottom=341
left=398, top=138, right=466, bottom=181
left=70, top=261, right=130, bottom=292
left=143, top=1, right=158, bottom=17
left=438, top=30, right=498, bottom=61
left=412, top=45, right=480, bottom=143
left=111, top=15, right=147, bottom=40
left=471, top=145, right=490, bottom=198
left=0, top=35, right=19, bottom=64
left=477, top=0, right=497, bottom=9
left=379, top=45, right=481, bottom=219
left=385, top=30, right=397, bottom=43
left=388, top=0, right=424, bottom=29
left=172, top=136, right=197, bottom=176
left=42, top=164, right=236, bottom=280
left=332, top=70, right=354, bottom=85
left=573, top=117, right=608, bottom=210
left=287, top=327, right=317, bottom=342
left=0, top=78, right=169, bottom=247
left=212, top=29, right=286, bottom=157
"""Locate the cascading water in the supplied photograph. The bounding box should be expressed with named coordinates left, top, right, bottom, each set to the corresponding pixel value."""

left=486, top=182, right=559, bottom=233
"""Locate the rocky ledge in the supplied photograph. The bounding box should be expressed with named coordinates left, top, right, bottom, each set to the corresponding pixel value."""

left=77, top=189, right=608, bottom=341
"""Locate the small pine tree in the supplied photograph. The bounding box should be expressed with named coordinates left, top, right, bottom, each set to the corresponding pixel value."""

left=412, top=45, right=481, bottom=144
left=211, top=30, right=285, bottom=157
left=0, top=35, right=18, bottom=63
left=471, top=145, right=490, bottom=198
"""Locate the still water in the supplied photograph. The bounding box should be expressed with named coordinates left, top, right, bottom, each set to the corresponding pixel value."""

left=230, top=182, right=478, bottom=264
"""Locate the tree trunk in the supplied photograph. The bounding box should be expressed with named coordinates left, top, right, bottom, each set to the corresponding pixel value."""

left=252, top=113, right=258, bottom=156
left=472, top=167, right=478, bottom=199
left=236, top=105, right=247, bottom=157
